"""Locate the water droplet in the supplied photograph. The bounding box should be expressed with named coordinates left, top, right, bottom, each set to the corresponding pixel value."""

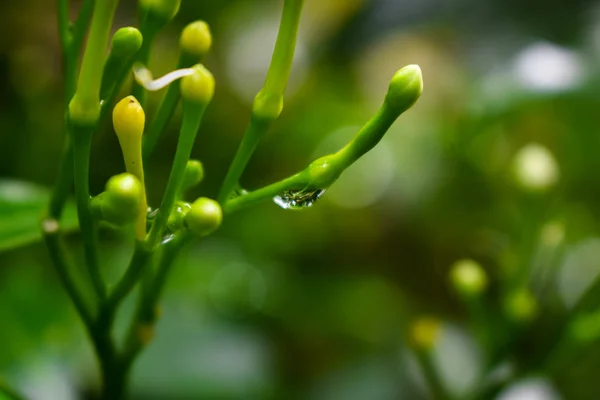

left=146, top=207, right=158, bottom=230
left=161, top=233, right=176, bottom=245
left=229, top=185, right=248, bottom=200
left=273, top=188, right=326, bottom=210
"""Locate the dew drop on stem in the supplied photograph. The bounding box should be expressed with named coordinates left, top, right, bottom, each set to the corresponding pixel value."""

left=273, top=188, right=326, bottom=210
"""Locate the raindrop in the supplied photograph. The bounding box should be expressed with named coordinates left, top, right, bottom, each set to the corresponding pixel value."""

left=146, top=207, right=158, bottom=230
left=273, top=188, right=326, bottom=210
left=229, top=185, right=248, bottom=200
left=161, top=233, right=176, bottom=245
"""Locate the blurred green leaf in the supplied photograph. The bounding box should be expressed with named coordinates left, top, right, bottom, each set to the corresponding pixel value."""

left=0, top=180, right=77, bottom=253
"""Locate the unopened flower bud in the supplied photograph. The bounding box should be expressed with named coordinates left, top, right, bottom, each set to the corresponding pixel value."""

left=92, top=173, right=143, bottom=227
left=504, top=289, right=538, bottom=323
left=182, top=159, right=204, bottom=191
left=111, top=27, right=143, bottom=59
left=512, top=143, right=559, bottom=192
left=180, top=21, right=212, bottom=58
left=180, top=64, right=215, bottom=105
left=185, top=197, right=222, bottom=237
left=384, top=64, right=423, bottom=117
left=410, top=316, right=441, bottom=351
left=139, top=0, right=181, bottom=23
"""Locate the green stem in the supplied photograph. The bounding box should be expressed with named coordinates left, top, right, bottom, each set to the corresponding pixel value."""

left=142, top=53, right=197, bottom=162
left=42, top=218, right=95, bottom=329
left=71, top=129, right=106, bottom=300
left=70, top=0, right=119, bottom=124
left=218, top=117, right=270, bottom=203
left=121, top=234, right=190, bottom=372
left=148, top=101, right=208, bottom=245
left=223, top=170, right=304, bottom=214
left=218, top=0, right=304, bottom=202
left=57, top=0, right=70, bottom=50
left=105, top=241, right=153, bottom=312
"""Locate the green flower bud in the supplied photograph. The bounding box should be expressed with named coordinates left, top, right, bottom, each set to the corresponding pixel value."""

left=140, top=0, right=181, bottom=23
left=180, top=21, right=212, bottom=58
left=182, top=159, right=204, bottom=191
left=180, top=64, right=215, bottom=105
left=410, top=316, right=441, bottom=351
left=384, top=64, right=423, bottom=117
left=92, top=173, right=143, bottom=227
left=185, top=197, right=222, bottom=237
left=450, top=259, right=488, bottom=298
left=504, top=289, right=538, bottom=323
left=111, top=27, right=143, bottom=59
left=167, top=201, right=192, bottom=232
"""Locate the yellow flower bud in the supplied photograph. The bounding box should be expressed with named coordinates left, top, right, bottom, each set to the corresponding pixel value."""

left=180, top=21, right=212, bottom=58
left=112, top=96, right=147, bottom=240
left=180, top=64, right=215, bottom=105
left=450, top=259, right=488, bottom=298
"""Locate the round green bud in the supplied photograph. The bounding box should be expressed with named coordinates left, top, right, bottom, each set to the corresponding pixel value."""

left=140, top=0, right=181, bottom=23
left=182, top=159, right=204, bottom=191
left=185, top=197, right=222, bottom=237
left=504, top=289, right=538, bottom=323
left=92, top=173, right=142, bottom=226
left=450, top=259, right=488, bottom=298
left=252, top=90, right=283, bottom=121
left=410, top=316, right=441, bottom=351
left=512, top=143, right=559, bottom=192
left=167, top=201, right=192, bottom=232
left=111, top=27, right=143, bottom=58
left=180, top=64, right=215, bottom=105
left=385, top=64, right=423, bottom=116
left=180, top=21, right=212, bottom=58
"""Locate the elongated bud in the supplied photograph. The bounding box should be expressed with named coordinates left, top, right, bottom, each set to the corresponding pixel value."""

left=185, top=197, right=222, bottom=237
left=253, top=90, right=283, bottom=121
left=113, top=96, right=148, bottom=240
left=180, top=64, right=215, bottom=105
left=384, top=64, right=423, bottom=116
left=140, top=0, right=181, bottom=24
left=450, top=259, right=488, bottom=298
left=180, top=21, right=212, bottom=58
left=504, top=289, right=538, bottom=323
left=92, top=173, right=143, bottom=227
left=111, top=27, right=143, bottom=58
left=182, top=159, right=204, bottom=191
left=410, top=316, right=441, bottom=351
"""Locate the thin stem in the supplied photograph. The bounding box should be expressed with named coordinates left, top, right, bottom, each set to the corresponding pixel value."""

left=70, top=0, right=119, bottom=123
left=142, top=54, right=196, bottom=162
left=223, top=170, right=304, bottom=214
left=72, top=130, right=106, bottom=300
left=217, top=0, right=304, bottom=202
left=42, top=218, right=95, bottom=329
left=218, top=117, right=269, bottom=203
left=49, top=139, right=74, bottom=220
left=121, top=234, right=190, bottom=371
left=148, top=102, right=208, bottom=245
left=57, top=0, right=70, bottom=50
left=105, top=241, right=153, bottom=312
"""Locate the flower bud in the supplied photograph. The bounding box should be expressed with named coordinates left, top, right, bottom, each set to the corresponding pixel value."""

left=180, top=64, right=215, bottom=105
left=180, top=21, right=212, bottom=58
left=185, top=197, right=222, bottom=237
left=139, top=0, right=181, bottom=23
left=384, top=64, right=423, bottom=117
left=113, top=96, right=145, bottom=142
left=450, top=259, right=488, bottom=298
left=182, top=159, right=204, bottom=191
left=504, top=289, right=538, bottom=323
left=410, top=316, right=441, bottom=351
left=111, top=27, right=143, bottom=59
left=92, top=173, right=143, bottom=226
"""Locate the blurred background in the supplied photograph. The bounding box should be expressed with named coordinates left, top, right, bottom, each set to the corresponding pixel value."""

left=2, top=0, right=600, bottom=399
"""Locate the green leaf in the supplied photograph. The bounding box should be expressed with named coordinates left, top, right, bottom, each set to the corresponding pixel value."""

left=0, top=180, right=78, bottom=253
